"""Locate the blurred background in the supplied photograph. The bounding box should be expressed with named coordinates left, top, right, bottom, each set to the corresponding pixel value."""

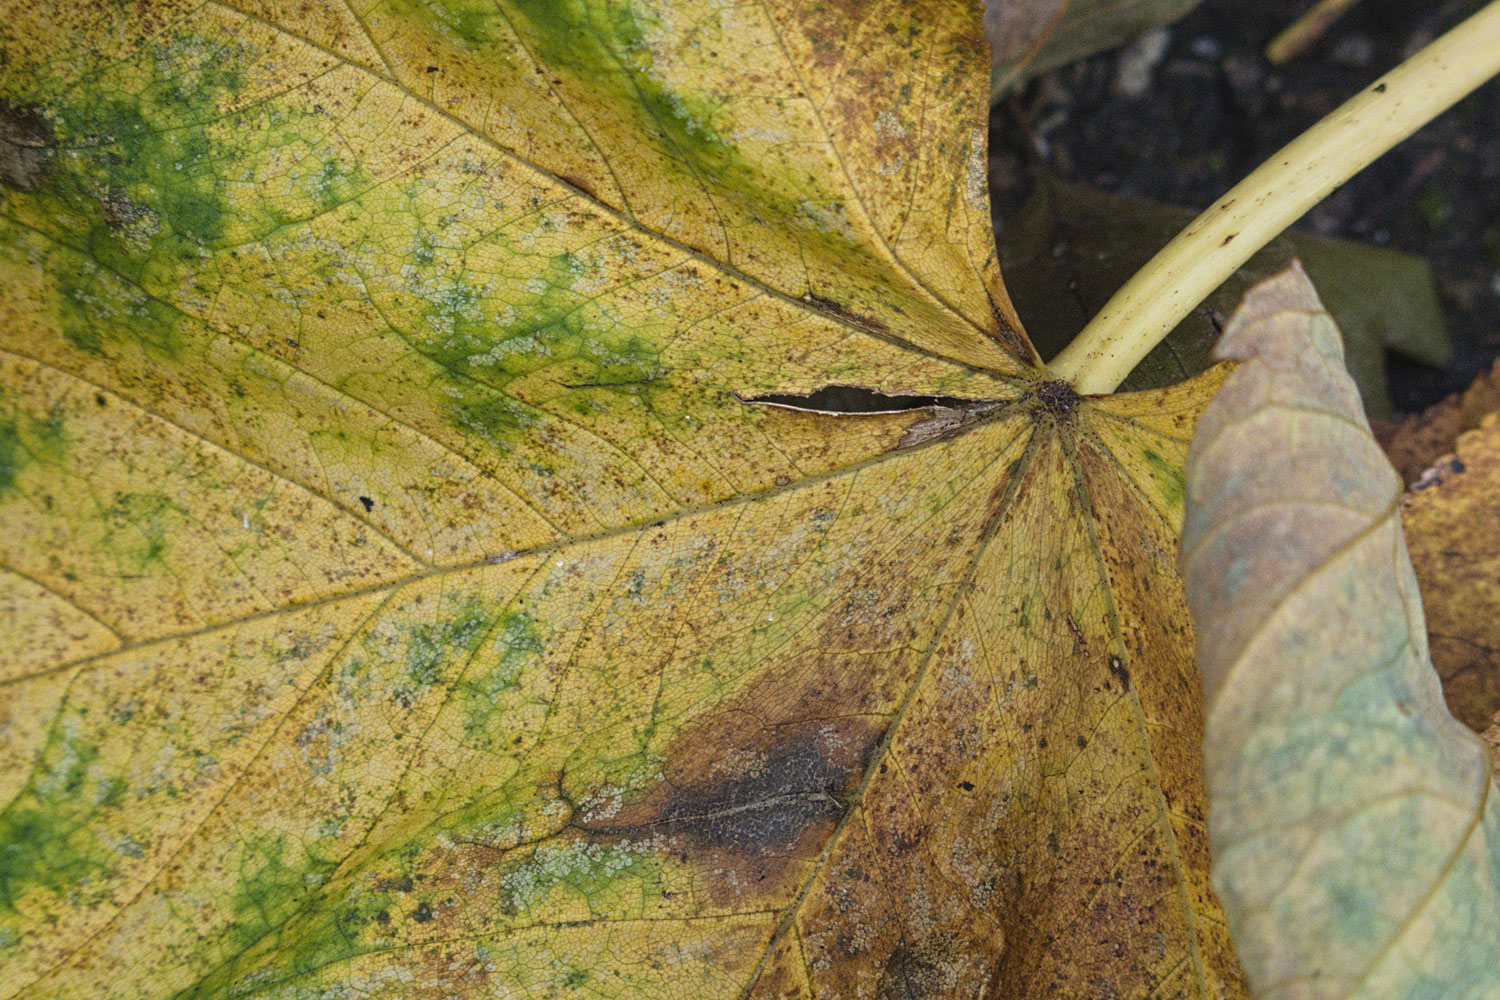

left=985, top=0, right=1500, bottom=416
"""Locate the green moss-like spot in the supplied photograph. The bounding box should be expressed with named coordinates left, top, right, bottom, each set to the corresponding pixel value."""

left=505, top=0, right=745, bottom=191
left=1143, top=449, right=1186, bottom=510
left=0, top=414, right=21, bottom=496
left=408, top=250, right=664, bottom=446
left=401, top=592, right=493, bottom=692
left=0, top=395, right=66, bottom=498
left=460, top=612, right=543, bottom=743
left=100, top=491, right=177, bottom=572
left=53, top=257, right=184, bottom=359
left=226, top=834, right=340, bottom=951
left=0, top=729, right=126, bottom=919
left=37, top=37, right=249, bottom=258
left=421, top=253, right=665, bottom=387
left=384, top=0, right=498, bottom=48
left=312, top=156, right=363, bottom=211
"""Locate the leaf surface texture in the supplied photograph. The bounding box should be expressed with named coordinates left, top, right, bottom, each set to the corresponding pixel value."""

left=0, top=2, right=1242, bottom=997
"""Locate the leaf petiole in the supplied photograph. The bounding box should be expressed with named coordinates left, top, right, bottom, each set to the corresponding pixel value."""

left=1049, top=0, right=1500, bottom=396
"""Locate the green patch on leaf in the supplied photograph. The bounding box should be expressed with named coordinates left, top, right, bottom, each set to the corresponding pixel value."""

left=100, top=491, right=178, bottom=572
left=1143, top=448, right=1185, bottom=509
left=36, top=37, right=249, bottom=255
left=0, top=394, right=66, bottom=497
left=506, top=0, right=751, bottom=191
left=53, top=258, right=184, bottom=359
left=226, top=833, right=341, bottom=952
left=384, top=0, right=499, bottom=48
left=0, top=414, right=21, bottom=496
left=0, top=727, right=126, bottom=920
left=401, top=592, right=494, bottom=691
left=406, top=248, right=666, bottom=445
left=460, top=611, right=544, bottom=743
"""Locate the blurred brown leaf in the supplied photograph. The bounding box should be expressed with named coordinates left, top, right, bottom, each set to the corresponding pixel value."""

left=986, top=0, right=1204, bottom=94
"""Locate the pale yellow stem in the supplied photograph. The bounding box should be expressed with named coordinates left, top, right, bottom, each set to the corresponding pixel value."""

left=1050, top=0, right=1500, bottom=396
left=1266, top=0, right=1365, bottom=65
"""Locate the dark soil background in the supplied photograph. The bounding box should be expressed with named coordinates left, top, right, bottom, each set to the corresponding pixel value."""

left=991, top=0, right=1500, bottom=412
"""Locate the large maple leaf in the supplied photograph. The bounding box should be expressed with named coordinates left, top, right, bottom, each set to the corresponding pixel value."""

left=0, top=1, right=1242, bottom=997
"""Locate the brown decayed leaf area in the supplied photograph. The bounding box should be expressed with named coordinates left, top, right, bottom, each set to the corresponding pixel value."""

left=985, top=0, right=1204, bottom=90
left=1370, top=357, right=1500, bottom=733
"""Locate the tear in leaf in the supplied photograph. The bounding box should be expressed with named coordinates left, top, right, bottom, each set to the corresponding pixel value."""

left=741, top=385, right=996, bottom=414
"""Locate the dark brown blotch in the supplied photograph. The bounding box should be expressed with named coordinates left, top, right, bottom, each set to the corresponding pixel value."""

left=581, top=717, right=881, bottom=899
left=0, top=101, right=53, bottom=191
left=876, top=942, right=954, bottom=1000
left=1033, top=379, right=1079, bottom=421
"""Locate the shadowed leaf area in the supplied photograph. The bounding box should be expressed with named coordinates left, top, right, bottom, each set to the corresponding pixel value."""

left=0, top=2, right=1244, bottom=998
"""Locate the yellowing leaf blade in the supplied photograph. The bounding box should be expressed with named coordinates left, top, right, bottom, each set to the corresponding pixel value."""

left=1, top=2, right=1247, bottom=998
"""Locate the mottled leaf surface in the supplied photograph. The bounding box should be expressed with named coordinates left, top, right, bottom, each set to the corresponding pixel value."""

left=0, top=2, right=1243, bottom=998
left=1181, top=265, right=1500, bottom=1000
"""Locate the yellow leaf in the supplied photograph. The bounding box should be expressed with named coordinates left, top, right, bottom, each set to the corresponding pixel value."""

left=0, top=2, right=1242, bottom=997
left=1181, top=264, right=1500, bottom=1000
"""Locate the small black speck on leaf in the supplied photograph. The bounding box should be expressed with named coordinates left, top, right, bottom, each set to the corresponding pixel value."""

left=359, top=495, right=375, bottom=511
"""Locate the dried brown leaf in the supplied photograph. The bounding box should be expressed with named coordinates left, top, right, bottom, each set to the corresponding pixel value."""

left=1380, top=358, right=1500, bottom=485
left=1402, top=411, right=1500, bottom=732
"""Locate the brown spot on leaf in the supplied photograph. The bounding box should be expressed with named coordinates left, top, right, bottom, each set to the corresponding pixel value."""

left=800, top=291, right=892, bottom=336
left=559, top=173, right=597, bottom=200
left=581, top=717, right=879, bottom=901
left=0, top=100, right=53, bottom=190
left=876, top=941, right=957, bottom=1000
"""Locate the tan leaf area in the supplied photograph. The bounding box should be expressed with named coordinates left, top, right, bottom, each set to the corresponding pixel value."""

left=1400, top=412, right=1500, bottom=732
left=1378, top=357, right=1500, bottom=485
left=1181, top=264, right=1500, bottom=1000
left=0, top=2, right=1243, bottom=998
